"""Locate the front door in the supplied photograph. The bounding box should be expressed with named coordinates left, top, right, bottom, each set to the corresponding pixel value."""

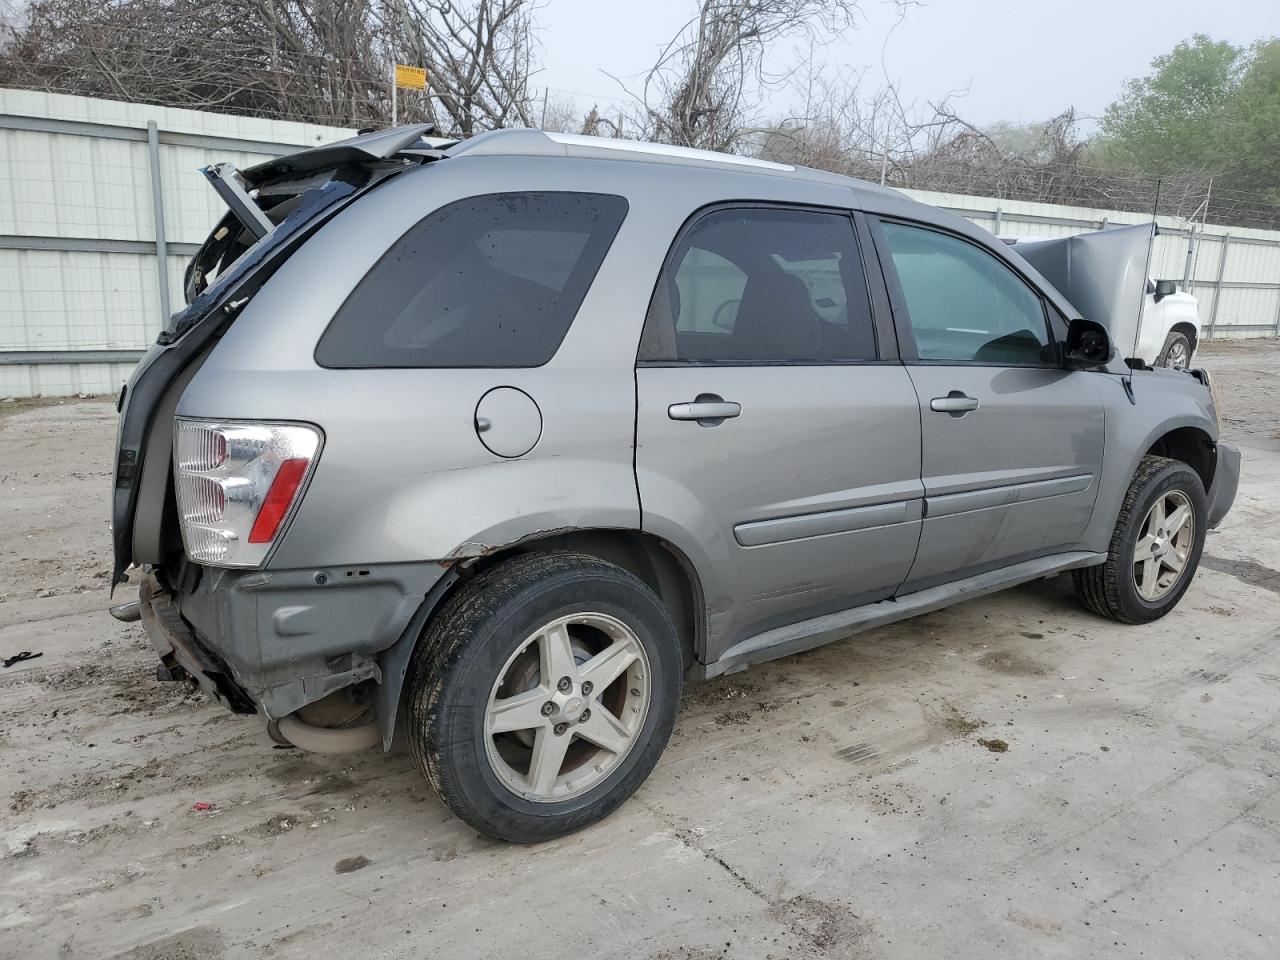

left=871, top=218, right=1106, bottom=590
left=634, top=205, right=924, bottom=653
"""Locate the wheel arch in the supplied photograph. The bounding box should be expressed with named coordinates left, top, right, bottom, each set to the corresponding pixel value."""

left=1169, top=321, right=1199, bottom=352
left=1145, top=424, right=1215, bottom=491
left=468, top=529, right=706, bottom=673
left=374, top=528, right=707, bottom=750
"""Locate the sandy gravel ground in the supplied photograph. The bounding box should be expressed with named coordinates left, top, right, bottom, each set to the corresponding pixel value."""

left=2, top=341, right=1278, bottom=960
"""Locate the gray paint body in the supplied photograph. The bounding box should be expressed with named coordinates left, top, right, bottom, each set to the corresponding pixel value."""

left=161, top=130, right=1236, bottom=739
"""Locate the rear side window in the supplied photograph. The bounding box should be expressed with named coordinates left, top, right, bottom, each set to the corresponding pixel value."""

left=640, top=206, right=877, bottom=363
left=316, top=192, right=628, bottom=368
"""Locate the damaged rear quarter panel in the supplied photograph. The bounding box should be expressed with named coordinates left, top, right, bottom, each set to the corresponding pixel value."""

left=174, top=157, right=687, bottom=568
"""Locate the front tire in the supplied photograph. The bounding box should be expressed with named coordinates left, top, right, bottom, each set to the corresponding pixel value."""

left=1073, top=455, right=1207, bottom=624
left=407, top=551, right=682, bottom=842
left=1157, top=331, right=1194, bottom=370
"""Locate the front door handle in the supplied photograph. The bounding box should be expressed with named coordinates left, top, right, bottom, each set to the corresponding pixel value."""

left=930, top=392, right=980, bottom=416
left=668, top=394, right=741, bottom=425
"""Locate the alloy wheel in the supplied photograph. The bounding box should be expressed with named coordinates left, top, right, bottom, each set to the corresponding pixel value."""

left=1133, top=490, right=1195, bottom=601
left=484, top=613, right=651, bottom=802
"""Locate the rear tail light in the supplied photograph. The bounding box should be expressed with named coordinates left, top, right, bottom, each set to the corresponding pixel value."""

left=174, top=419, right=321, bottom=567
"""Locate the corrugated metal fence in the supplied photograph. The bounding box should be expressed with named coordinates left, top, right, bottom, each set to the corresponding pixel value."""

left=0, top=90, right=352, bottom=397
left=1, top=90, right=1278, bottom=397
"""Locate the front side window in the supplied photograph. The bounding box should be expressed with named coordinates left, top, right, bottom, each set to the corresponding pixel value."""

left=879, top=221, right=1052, bottom=365
left=316, top=192, right=628, bottom=368
left=641, top=207, right=877, bottom=363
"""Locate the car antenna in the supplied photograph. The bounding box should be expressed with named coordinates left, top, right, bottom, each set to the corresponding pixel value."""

left=1124, top=177, right=1162, bottom=405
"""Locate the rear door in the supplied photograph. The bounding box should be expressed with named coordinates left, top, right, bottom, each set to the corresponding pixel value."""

left=870, top=217, right=1105, bottom=590
left=634, top=205, right=924, bottom=650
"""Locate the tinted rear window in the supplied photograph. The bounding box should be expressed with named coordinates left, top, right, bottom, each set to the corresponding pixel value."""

left=316, top=192, right=628, bottom=367
left=641, top=206, right=876, bottom=363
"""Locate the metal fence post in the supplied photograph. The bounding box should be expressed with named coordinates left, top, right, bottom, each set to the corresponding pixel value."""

left=1182, top=228, right=1192, bottom=287
left=1206, top=234, right=1230, bottom=339
left=146, top=120, right=171, bottom=326
left=992, top=207, right=1002, bottom=235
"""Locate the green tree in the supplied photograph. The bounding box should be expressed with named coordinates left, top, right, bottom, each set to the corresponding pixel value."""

left=1232, top=40, right=1280, bottom=202
left=1097, top=34, right=1245, bottom=174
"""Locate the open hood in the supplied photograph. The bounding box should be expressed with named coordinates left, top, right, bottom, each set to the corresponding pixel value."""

left=1011, top=223, right=1155, bottom=361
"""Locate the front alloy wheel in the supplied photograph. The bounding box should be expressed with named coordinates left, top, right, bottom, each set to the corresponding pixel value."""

left=1133, top=490, right=1194, bottom=601
left=1073, top=454, right=1207, bottom=624
left=1159, top=331, right=1193, bottom=371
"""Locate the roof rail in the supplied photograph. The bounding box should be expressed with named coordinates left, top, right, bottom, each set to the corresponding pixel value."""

left=447, top=128, right=795, bottom=173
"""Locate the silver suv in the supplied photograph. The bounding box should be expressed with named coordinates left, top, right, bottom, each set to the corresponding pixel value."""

left=113, top=125, right=1240, bottom=841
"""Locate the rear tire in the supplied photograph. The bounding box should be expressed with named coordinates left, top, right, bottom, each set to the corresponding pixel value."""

left=406, top=551, right=681, bottom=842
left=1073, top=455, right=1207, bottom=624
left=1157, top=331, right=1194, bottom=370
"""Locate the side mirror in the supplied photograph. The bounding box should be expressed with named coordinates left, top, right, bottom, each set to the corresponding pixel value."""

left=1064, top=317, right=1113, bottom=368
left=1153, top=279, right=1177, bottom=302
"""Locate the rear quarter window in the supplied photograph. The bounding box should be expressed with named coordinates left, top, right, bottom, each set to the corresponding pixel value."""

left=315, top=191, right=628, bottom=368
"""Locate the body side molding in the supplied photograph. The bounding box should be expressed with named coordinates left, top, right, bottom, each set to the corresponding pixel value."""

left=925, top=474, right=1094, bottom=518
left=705, top=550, right=1106, bottom=678
left=734, top=498, right=923, bottom=547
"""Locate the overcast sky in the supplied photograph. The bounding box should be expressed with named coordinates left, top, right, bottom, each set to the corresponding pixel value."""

left=534, top=0, right=1278, bottom=129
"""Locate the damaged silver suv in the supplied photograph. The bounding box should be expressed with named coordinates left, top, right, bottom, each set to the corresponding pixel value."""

left=113, top=125, right=1240, bottom=841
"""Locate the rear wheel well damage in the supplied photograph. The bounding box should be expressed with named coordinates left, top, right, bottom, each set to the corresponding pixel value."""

left=463, top=530, right=704, bottom=673
left=1146, top=426, right=1215, bottom=491
left=375, top=529, right=705, bottom=750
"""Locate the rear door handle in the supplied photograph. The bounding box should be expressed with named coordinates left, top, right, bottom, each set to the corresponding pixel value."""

left=930, top=392, right=980, bottom=416
left=668, top=395, right=741, bottom=425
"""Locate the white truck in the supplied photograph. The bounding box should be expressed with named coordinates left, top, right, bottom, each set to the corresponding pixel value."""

left=1006, top=227, right=1202, bottom=370
left=1138, top=277, right=1200, bottom=370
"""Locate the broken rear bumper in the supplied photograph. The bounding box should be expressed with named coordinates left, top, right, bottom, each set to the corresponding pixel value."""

left=138, top=573, right=255, bottom=713
left=135, top=561, right=445, bottom=723
left=1207, top=442, right=1240, bottom=530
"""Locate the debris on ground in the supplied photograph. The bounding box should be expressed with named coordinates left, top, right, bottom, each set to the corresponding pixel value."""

left=1, top=343, right=1276, bottom=957
left=977, top=738, right=1009, bottom=753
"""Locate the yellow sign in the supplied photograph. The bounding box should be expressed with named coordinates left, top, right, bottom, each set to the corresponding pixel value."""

left=395, top=64, right=427, bottom=90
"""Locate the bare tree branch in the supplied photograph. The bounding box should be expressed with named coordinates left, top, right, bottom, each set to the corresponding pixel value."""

left=0, top=0, right=538, bottom=134
left=624, top=0, right=858, bottom=152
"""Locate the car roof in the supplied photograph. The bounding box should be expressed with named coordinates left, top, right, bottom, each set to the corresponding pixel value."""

left=439, top=129, right=1088, bottom=336
left=445, top=128, right=906, bottom=204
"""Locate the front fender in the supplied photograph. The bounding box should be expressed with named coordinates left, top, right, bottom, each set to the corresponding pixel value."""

left=1080, top=371, right=1218, bottom=552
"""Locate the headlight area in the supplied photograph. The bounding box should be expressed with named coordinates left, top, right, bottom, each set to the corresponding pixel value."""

left=174, top=419, right=322, bottom=567
left=1191, top=368, right=1221, bottom=432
